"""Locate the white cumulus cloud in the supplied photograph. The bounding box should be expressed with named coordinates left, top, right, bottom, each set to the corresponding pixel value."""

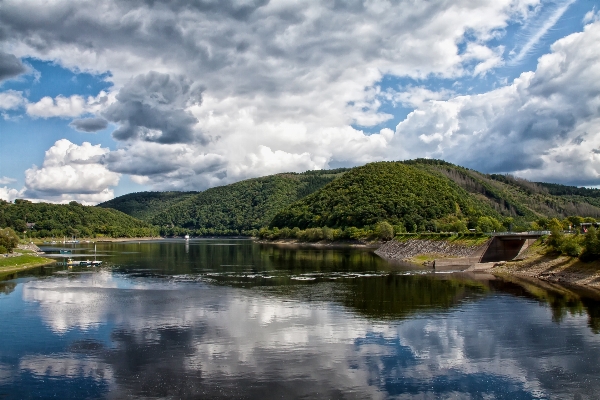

left=0, top=90, right=25, bottom=110
left=23, top=139, right=120, bottom=204
left=390, top=19, right=600, bottom=185
left=0, top=0, right=546, bottom=192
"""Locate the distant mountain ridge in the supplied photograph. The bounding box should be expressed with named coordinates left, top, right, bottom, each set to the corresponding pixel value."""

left=0, top=199, right=158, bottom=238
left=98, top=160, right=600, bottom=235
left=98, top=169, right=349, bottom=235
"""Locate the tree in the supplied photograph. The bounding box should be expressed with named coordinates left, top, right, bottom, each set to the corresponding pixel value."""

left=503, top=217, right=515, bottom=231
left=375, top=221, right=394, bottom=240
left=580, top=226, right=600, bottom=260
left=476, top=216, right=502, bottom=233
left=567, top=216, right=584, bottom=229
left=548, top=218, right=563, bottom=231
left=0, top=227, right=19, bottom=253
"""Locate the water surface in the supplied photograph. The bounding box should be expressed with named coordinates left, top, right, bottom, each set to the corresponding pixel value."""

left=1, top=239, right=599, bottom=399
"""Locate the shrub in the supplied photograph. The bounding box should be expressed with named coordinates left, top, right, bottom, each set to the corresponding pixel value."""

left=322, top=227, right=334, bottom=241
left=375, top=221, right=394, bottom=240
left=560, top=235, right=582, bottom=257
left=0, top=245, right=7, bottom=254
left=546, top=228, right=564, bottom=251
left=0, top=227, right=19, bottom=253
left=580, top=226, right=600, bottom=261
left=302, top=228, right=324, bottom=242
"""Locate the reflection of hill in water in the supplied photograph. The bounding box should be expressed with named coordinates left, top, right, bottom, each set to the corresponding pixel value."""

left=96, top=240, right=390, bottom=275
left=196, top=272, right=487, bottom=321
left=341, top=274, right=486, bottom=319
left=35, top=240, right=600, bottom=334
left=488, top=276, right=600, bottom=334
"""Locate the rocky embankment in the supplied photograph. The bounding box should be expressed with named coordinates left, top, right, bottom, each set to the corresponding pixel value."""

left=2, top=243, right=44, bottom=258
left=375, top=239, right=490, bottom=264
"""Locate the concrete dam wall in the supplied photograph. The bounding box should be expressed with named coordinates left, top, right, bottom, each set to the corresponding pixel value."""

left=374, top=239, right=490, bottom=263
left=375, top=235, right=540, bottom=271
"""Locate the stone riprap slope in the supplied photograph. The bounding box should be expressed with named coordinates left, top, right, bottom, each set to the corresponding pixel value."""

left=375, top=239, right=490, bottom=262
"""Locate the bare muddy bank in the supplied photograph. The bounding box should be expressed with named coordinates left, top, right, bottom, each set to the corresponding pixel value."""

left=491, top=250, right=600, bottom=290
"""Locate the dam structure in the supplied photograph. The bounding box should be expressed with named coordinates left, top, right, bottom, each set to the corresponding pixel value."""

left=433, top=232, right=547, bottom=271
left=374, top=232, right=549, bottom=271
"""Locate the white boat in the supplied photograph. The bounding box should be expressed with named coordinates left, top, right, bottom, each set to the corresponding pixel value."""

left=185, top=234, right=190, bottom=240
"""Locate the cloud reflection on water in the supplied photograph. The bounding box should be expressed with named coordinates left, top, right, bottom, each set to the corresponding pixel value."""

left=6, top=273, right=600, bottom=398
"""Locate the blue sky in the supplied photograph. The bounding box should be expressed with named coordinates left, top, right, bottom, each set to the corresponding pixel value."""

left=1, top=0, right=600, bottom=203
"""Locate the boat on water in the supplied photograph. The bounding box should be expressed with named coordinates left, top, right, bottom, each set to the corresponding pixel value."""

left=65, top=258, right=102, bottom=267
left=185, top=234, right=190, bottom=240
left=64, top=244, right=102, bottom=267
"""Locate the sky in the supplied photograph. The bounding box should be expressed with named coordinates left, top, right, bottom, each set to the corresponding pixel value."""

left=1, top=0, right=599, bottom=204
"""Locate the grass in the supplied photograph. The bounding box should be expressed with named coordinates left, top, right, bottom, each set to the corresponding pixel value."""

left=0, top=253, right=55, bottom=276
left=406, top=253, right=460, bottom=264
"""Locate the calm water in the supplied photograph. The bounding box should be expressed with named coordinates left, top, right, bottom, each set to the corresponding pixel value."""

left=1, top=239, right=600, bottom=399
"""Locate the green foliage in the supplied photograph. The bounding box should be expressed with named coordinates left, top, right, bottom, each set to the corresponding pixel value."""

left=409, top=160, right=600, bottom=221
left=475, top=216, right=503, bottom=233
left=271, top=162, right=498, bottom=230
left=560, top=235, right=582, bottom=257
left=375, top=221, right=394, bottom=240
left=97, top=191, right=199, bottom=221
left=0, top=201, right=158, bottom=238
left=0, top=227, right=19, bottom=252
left=580, top=227, right=600, bottom=261
left=548, top=218, right=563, bottom=231
left=433, top=216, right=468, bottom=233
left=547, top=229, right=582, bottom=257
left=97, top=158, right=600, bottom=237
left=101, top=169, right=347, bottom=236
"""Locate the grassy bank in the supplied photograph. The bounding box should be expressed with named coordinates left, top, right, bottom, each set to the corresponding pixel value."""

left=0, top=253, right=55, bottom=277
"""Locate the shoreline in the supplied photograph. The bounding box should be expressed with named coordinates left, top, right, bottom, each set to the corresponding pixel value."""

left=32, top=236, right=161, bottom=244
left=370, top=237, right=600, bottom=291
left=255, top=238, right=382, bottom=248
left=490, top=252, right=600, bottom=290
left=0, top=255, right=56, bottom=278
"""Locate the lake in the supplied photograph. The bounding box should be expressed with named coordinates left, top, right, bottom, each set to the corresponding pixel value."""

left=1, top=239, right=600, bottom=399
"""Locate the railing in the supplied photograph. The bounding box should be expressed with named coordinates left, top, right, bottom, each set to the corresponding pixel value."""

left=490, top=231, right=550, bottom=236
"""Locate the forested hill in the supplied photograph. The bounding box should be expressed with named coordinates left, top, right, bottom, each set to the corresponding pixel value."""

left=0, top=200, right=158, bottom=238
left=98, top=169, right=348, bottom=235
left=270, top=160, right=600, bottom=233
left=270, top=162, right=500, bottom=231
left=403, top=159, right=600, bottom=220
left=96, top=159, right=600, bottom=236
left=97, top=191, right=199, bottom=221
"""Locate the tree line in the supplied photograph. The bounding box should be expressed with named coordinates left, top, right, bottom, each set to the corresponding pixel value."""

left=0, top=199, right=159, bottom=240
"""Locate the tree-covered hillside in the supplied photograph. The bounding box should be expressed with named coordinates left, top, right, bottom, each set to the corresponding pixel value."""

left=97, top=191, right=199, bottom=221
left=99, top=169, right=348, bottom=236
left=402, top=159, right=600, bottom=220
left=97, top=159, right=600, bottom=237
left=270, top=162, right=500, bottom=232
left=0, top=199, right=158, bottom=238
